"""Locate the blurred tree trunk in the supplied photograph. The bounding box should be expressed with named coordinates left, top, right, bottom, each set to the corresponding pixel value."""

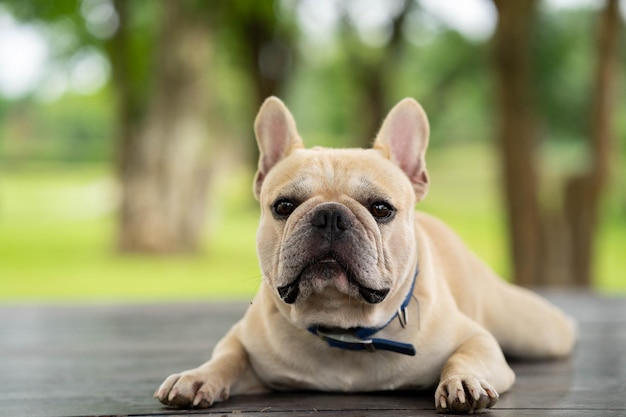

left=347, top=3, right=411, bottom=148
left=228, top=0, right=294, bottom=167
left=361, top=6, right=408, bottom=148
left=492, top=0, right=542, bottom=286
left=563, top=0, right=620, bottom=285
left=493, top=0, right=621, bottom=286
left=110, top=0, right=213, bottom=253
left=242, top=21, right=291, bottom=112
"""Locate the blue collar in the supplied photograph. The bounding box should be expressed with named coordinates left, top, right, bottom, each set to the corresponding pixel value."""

left=307, top=266, right=418, bottom=356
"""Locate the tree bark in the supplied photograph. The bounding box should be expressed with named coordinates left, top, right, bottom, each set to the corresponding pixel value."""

left=111, top=1, right=213, bottom=253
left=233, top=0, right=294, bottom=168
left=564, top=0, right=620, bottom=286
left=492, top=0, right=621, bottom=286
left=492, top=0, right=542, bottom=286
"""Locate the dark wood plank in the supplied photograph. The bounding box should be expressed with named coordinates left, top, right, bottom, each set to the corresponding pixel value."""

left=1, top=292, right=624, bottom=417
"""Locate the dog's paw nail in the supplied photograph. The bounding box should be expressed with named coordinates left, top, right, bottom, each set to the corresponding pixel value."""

left=457, top=388, right=466, bottom=403
left=439, top=395, right=448, bottom=409
left=471, top=388, right=481, bottom=401
left=168, top=388, right=178, bottom=402
left=486, top=388, right=498, bottom=398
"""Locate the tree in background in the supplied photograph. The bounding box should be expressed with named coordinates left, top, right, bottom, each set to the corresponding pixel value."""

left=565, top=0, right=621, bottom=286
left=4, top=0, right=217, bottom=253
left=112, top=0, right=295, bottom=252
left=295, top=1, right=490, bottom=150
left=110, top=0, right=217, bottom=253
left=4, top=0, right=295, bottom=254
left=339, top=0, right=412, bottom=147
left=492, top=0, right=622, bottom=286
left=113, top=0, right=295, bottom=252
left=214, top=0, right=296, bottom=166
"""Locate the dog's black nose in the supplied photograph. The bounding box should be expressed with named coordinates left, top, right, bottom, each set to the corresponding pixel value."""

left=311, top=206, right=351, bottom=241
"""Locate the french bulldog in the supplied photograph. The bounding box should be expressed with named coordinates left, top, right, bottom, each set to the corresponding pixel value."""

left=155, top=97, right=576, bottom=414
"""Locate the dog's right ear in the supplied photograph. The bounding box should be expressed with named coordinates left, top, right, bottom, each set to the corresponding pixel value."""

left=253, top=97, right=304, bottom=200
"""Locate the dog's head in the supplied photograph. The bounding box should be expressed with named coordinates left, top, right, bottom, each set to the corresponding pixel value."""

left=253, top=97, right=429, bottom=329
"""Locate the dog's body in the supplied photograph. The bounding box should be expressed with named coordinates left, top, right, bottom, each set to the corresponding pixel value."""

left=156, top=98, right=576, bottom=413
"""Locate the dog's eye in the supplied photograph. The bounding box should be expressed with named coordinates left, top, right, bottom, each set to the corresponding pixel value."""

left=369, top=202, right=395, bottom=221
left=272, top=199, right=297, bottom=218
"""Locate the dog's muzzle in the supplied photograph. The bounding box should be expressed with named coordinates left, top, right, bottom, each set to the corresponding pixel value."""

left=276, top=202, right=390, bottom=304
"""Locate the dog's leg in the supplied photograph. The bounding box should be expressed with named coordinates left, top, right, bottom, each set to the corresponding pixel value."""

left=155, top=323, right=266, bottom=408
left=483, top=281, right=577, bottom=359
left=434, top=331, right=515, bottom=414
left=417, top=212, right=576, bottom=360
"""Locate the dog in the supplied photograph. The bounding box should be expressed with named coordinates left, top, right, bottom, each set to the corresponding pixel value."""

left=155, top=97, right=576, bottom=414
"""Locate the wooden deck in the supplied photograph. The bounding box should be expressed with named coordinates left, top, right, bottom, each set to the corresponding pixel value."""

left=1, top=292, right=625, bottom=417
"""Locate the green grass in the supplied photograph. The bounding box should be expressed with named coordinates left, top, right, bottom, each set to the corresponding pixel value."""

left=0, top=164, right=262, bottom=302
left=1, top=144, right=624, bottom=302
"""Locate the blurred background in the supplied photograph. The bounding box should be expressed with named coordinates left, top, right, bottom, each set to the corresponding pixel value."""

left=0, top=0, right=624, bottom=302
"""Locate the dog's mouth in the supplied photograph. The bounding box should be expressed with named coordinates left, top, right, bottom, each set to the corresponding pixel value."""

left=277, top=254, right=389, bottom=305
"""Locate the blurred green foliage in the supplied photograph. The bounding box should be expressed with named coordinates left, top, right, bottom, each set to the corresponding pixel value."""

left=1, top=91, right=114, bottom=162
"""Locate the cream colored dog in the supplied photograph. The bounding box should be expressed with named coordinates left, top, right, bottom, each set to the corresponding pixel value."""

left=155, top=97, right=576, bottom=414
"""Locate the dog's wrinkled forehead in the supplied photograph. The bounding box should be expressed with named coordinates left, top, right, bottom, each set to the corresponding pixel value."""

left=275, top=173, right=393, bottom=205
left=263, top=148, right=409, bottom=204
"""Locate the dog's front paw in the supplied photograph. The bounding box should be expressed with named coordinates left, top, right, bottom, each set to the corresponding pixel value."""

left=154, top=369, right=230, bottom=409
left=434, top=375, right=498, bottom=414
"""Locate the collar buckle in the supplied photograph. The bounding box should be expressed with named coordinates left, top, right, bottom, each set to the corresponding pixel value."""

left=397, top=305, right=408, bottom=328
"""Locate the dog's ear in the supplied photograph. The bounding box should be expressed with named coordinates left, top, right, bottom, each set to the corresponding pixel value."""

left=373, top=98, right=430, bottom=202
left=253, top=96, right=304, bottom=199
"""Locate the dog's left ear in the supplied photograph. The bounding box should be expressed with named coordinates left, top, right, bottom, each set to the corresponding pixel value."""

left=253, top=96, right=304, bottom=200
left=373, top=98, right=430, bottom=202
